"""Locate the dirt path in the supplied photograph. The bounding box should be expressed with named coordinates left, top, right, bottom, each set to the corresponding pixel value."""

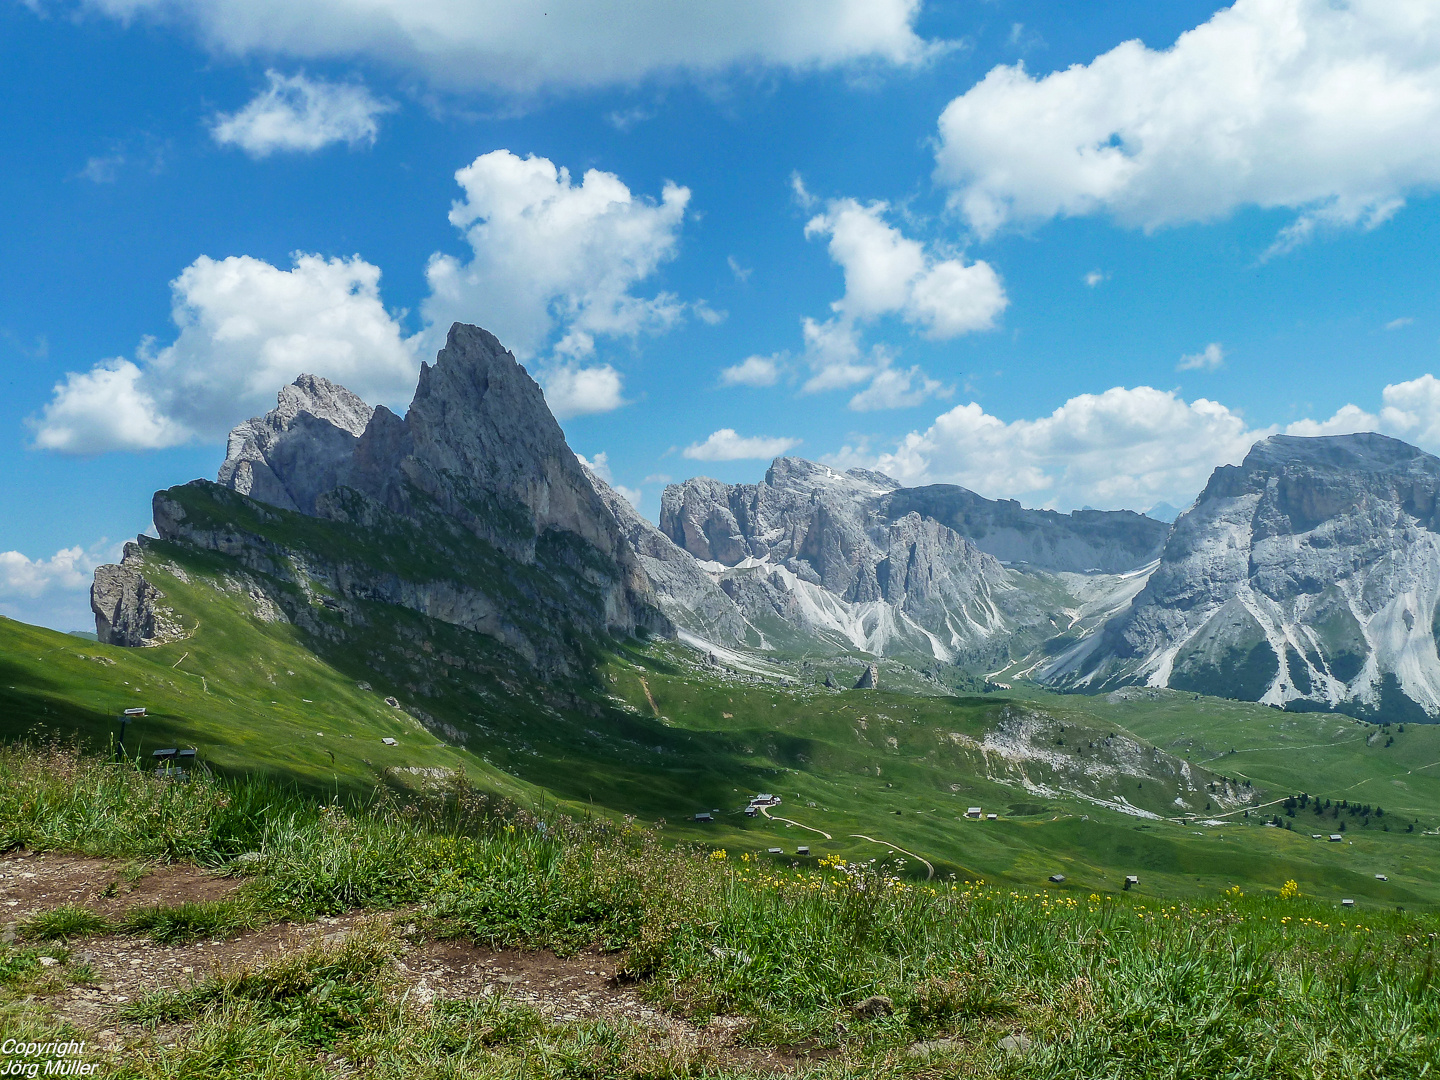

left=848, top=835, right=935, bottom=880
left=758, top=804, right=832, bottom=839
left=0, top=851, right=240, bottom=919
left=0, top=853, right=792, bottom=1072
left=1204, top=797, right=1291, bottom=820
left=637, top=676, right=660, bottom=717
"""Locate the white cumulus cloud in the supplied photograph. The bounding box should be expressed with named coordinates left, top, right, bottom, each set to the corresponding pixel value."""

left=31, top=149, right=697, bottom=451
left=211, top=71, right=393, bottom=157
left=0, top=541, right=116, bottom=631
left=935, top=0, right=1440, bottom=246
left=1177, top=343, right=1225, bottom=372
left=422, top=150, right=690, bottom=366
left=542, top=365, right=628, bottom=420
left=720, top=355, right=782, bottom=388
left=805, top=198, right=1006, bottom=337
left=1286, top=374, right=1440, bottom=450
left=69, top=0, right=934, bottom=93
left=828, top=385, right=1272, bottom=511
left=30, top=252, right=419, bottom=453
left=827, top=372, right=1440, bottom=513
left=790, top=198, right=1002, bottom=408
left=684, top=429, right=801, bottom=462
left=848, top=366, right=949, bottom=412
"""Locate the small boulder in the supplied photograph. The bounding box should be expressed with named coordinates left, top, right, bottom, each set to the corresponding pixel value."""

left=998, top=1034, right=1032, bottom=1056
left=906, top=1039, right=957, bottom=1057
left=851, top=995, right=893, bottom=1018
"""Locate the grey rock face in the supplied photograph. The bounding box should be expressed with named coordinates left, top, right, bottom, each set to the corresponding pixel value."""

left=112, top=323, right=670, bottom=671
left=885, top=486, right=1167, bottom=573
left=580, top=460, right=748, bottom=646
left=1042, top=433, right=1440, bottom=718
left=854, top=663, right=878, bottom=689
left=660, top=458, right=1166, bottom=576
left=366, top=325, right=631, bottom=564
left=91, top=541, right=186, bottom=647
left=658, top=458, right=1029, bottom=660
left=218, top=375, right=375, bottom=514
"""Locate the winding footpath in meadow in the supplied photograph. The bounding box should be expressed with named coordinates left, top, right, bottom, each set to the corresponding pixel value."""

left=757, top=804, right=831, bottom=839
left=847, top=835, right=936, bottom=880
left=756, top=805, right=935, bottom=879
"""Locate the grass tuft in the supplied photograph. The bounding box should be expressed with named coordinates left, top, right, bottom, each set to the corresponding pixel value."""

left=19, top=903, right=112, bottom=942
left=123, top=899, right=252, bottom=944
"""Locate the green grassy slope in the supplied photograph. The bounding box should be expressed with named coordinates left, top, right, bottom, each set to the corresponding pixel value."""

left=0, top=562, right=525, bottom=802
left=6, top=533, right=1440, bottom=907
left=608, top=645, right=1440, bottom=906
left=1048, top=686, right=1440, bottom=820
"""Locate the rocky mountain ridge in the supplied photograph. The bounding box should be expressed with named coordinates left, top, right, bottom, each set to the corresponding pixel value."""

left=94, top=324, right=668, bottom=673
left=1040, top=433, right=1440, bottom=720
left=660, top=460, right=1167, bottom=576
left=89, top=323, right=1440, bottom=720
left=655, top=458, right=1162, bottom=663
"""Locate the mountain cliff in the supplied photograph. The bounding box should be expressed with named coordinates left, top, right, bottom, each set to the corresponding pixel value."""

left=656, top=459, right=1163, bottom=662
left=1040, top=433, right=1440, bottom=720
left=92, top=322, right=1440, bottom=719
left=660, top=460, right=1165, bottom=577
left=885, top=486, right=1167, bottom=573
left=93, top=323, right=669, bottom=674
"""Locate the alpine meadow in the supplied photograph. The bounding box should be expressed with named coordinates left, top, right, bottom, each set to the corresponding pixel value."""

left=5, top=1, right=1440, bottom=1077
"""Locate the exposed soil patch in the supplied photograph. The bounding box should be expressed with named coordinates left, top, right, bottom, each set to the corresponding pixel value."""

left=0, top=850, right=240, bottom=920
left=40, top=912, right=374, bottom=1051
left=7, top=856, right=794, bottom=1072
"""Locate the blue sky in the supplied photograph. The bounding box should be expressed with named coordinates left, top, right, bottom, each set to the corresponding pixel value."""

left=4, top=0, right=1440, bottom=629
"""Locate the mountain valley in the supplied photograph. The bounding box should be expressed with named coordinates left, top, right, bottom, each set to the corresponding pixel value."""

left=6, top=323, right=1440, bottom=905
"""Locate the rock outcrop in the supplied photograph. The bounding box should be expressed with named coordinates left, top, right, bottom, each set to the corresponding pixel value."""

left=885, top=486, right=1167, bottom=573
left=217, top=375, right=375, bottom=515
left=91, top=541, right=186, bottom=647
left=580, top=460, right=749, bottom=647
left=97, top=324, right=670, bottom=673
left=656, top=457, right=1154, bottom=662
left=1041, top=433, right=1440, bottom=720
left=661, top=458, right=1166, bottom=576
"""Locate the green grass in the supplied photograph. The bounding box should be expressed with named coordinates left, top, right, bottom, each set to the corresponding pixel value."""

left=123, top=899, right=253, bottom=944
left=602, top=642, right=1440, bottom=905
left=19, top=903, right=112, bottom=942
left=0, top=743, right=1436, bottom=1078
left=7, top=513, right=1440, bottom=907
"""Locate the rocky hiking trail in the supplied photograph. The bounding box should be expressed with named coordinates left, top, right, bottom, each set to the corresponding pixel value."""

left=0, top=852, right=796, bottom=1071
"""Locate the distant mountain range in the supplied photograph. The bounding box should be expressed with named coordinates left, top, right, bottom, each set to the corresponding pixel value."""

left=89, top=324, right=1440, bottom=722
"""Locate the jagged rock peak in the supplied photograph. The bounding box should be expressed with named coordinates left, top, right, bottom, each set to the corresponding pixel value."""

left=145, top=323, right=671, bottom=669
left=764, top=457, right=899, bottom=496
left=1039, top=430, right=1440, bottom=721
left=218, top=374, right=377, bottom=514
left=661, top=454, right=1166, bottom=576
left=399, top=323, right=623, bottom=556
left=91, top=540, right=187, bottom=647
